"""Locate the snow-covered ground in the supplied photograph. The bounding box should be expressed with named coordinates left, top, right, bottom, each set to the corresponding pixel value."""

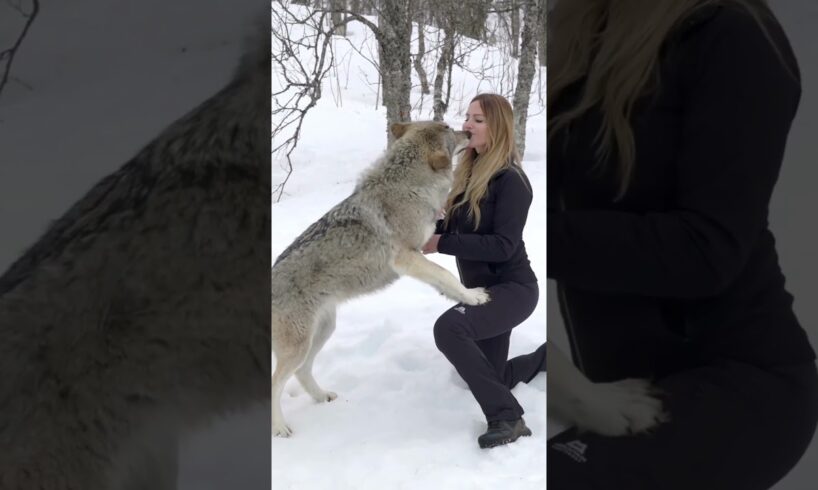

left=271, top=6, right=547, bottom=488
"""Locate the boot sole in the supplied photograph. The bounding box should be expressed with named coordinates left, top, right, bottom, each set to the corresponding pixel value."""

left=478, top=429, right=532, bottom=449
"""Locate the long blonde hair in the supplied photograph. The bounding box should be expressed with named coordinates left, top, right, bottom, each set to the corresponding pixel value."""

left=445, top=93, right=522, bottom=230
left=548, top=0, right=782, bottom=199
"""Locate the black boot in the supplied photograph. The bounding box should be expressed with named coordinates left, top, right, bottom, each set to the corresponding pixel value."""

left=477, top=417, right=532, bottom=448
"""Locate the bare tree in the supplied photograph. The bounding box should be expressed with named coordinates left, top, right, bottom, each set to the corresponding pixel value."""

left=0, top=0, right=40, bottom=104
left=432, top=20, right=457, bottom=120
left=318, top=0, right=414, bottom=145
left=460, top=0, right=492, bottom=40
left=273, top=0, right=545, bottom=195
left=427, top=0, right=548, bottom=121
left=377, top=0, right=414, bottom=144
left=431, top=0, right=488, bottom=121
left=272, top=3, right=356, bottom=201
left=413, top=4, right=431, bottom=95
left=510, top=0, right=520, bottom=58
left=512, top=0, right=539, bottom=158
left=537, top=0, right=546, bottom=66
left=331, top=0, right=348, bottom=36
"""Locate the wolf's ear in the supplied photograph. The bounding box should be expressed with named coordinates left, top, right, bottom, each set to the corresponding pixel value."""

left=428, top=151, right=451, bottom=171
left=390, top=122, right=410, bottom=140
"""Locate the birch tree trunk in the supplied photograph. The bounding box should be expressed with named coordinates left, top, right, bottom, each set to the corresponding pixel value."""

left=512, top=0, right=540, bottom=159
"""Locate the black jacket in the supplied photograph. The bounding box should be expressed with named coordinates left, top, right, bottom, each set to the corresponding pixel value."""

left=547, top=4, right=816, bottom=381
left=437, top=167, right=538, bottom=288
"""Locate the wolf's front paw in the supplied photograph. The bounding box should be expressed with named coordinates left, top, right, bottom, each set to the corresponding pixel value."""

left=462, top=287, right=490, bottom=305
left=314, top=390, right=338, bottom=403
left=574, top=379, right=668, bottom=436
left=273, top=422, right=293, bottom=438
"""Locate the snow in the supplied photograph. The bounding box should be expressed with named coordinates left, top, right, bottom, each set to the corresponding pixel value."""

left=271, top=5, right=547, bottom=488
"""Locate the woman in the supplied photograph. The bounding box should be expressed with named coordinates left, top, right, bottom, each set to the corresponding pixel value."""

left=547, top=0, right=818, bottom=488
left=422, top=93, right=546, bottom=449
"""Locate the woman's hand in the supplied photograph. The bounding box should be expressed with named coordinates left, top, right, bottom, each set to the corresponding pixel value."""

left=422, top=234, right=441, bottom=254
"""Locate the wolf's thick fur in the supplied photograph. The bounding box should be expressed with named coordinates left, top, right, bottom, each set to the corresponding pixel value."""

left=548, top=343, right=668, bottom=436
left=271, top=121, right=488, bottom=437
left=0, top=22, right=270, bottom=490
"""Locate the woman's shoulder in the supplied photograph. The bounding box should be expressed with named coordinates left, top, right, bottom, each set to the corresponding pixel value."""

left=675, top=1, right=770, bottom=35
left=674, top=1, right=792, bottom=57
left=669, top=1, right=799, bottom=87
left=491, top=165, right=533, bottom=195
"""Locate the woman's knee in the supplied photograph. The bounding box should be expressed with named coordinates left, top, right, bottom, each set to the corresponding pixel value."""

left=433, top=313, right=468, bottom=349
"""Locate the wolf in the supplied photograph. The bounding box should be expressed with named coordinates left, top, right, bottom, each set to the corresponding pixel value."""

left=0, top=18, right=270, bottom=490
left=548, top=342, right=668, bottom=436
left=271, top=121, right=489, bottom=437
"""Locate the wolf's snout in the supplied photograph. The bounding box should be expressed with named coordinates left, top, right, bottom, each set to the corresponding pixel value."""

left=454, top=130, right=470, bottom=145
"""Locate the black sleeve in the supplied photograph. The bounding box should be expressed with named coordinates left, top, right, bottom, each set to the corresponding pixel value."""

left=434, top=218, right=446, bottom=234
left=438, top=170, right=532, bottom=262
left=547, top=9, right=800, bottom=299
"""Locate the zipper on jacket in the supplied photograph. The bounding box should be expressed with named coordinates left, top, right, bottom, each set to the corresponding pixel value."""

left=452, top=225, right=465, bottom=285
left=556, top=192, right=587, bottom=373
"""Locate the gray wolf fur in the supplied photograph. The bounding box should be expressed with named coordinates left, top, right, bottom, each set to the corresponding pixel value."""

left=548, top=342, right=668, bottom=436
left=0, top=20, right=270, bottom=490
left=271, top=121, right=488, bottom=437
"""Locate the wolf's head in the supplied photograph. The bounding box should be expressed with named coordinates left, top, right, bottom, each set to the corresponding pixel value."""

left=389, top=121, right=470, bottom=172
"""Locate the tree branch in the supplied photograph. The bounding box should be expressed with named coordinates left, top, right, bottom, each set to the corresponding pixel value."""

left=272, top=3, right=362, bottom=202
left=0, top=0, right=40, bottom=103
left=323, top=8, right=383, bottom=42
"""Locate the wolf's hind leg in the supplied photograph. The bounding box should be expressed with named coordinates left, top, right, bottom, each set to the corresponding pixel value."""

left=295, top=308, right=338, bottom=403
left=392, top=249, right=489, bottom=305
left=271, top=318, right=311, bottom=438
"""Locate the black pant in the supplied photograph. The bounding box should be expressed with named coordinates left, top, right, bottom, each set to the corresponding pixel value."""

left=434, top=281, right=542, bottom=422
left=548, top=359, right=818, bottom=490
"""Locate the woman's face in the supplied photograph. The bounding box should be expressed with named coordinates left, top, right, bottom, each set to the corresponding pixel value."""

left=463, top=100, right=489, bottom=154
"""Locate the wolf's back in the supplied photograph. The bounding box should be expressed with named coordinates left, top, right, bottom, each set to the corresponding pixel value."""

left=273, top=194, right=375, bottom=267
left=0, top=27, right=270, bottom=299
